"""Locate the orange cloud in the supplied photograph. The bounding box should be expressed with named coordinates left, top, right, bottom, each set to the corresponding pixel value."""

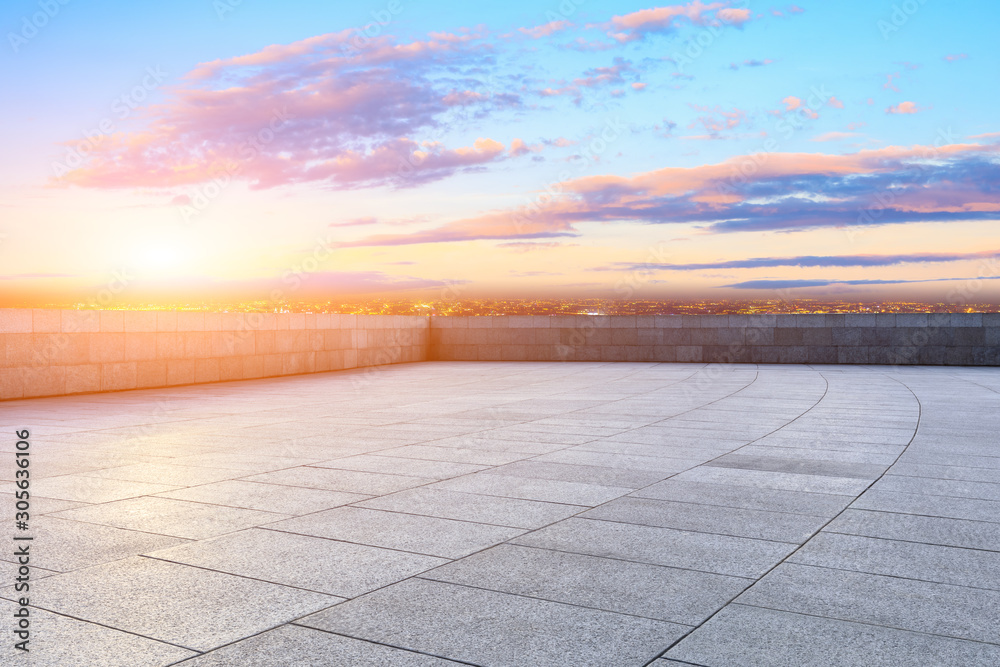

left=887, top=101, right=922, bottom=114
left=782, top=96, right=801, bottom=111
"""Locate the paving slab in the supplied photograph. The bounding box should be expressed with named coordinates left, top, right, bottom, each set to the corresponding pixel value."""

left=175, top=624, right=464, bottom=665
left=154, top=479, right=367, bottom=515
left=0, top=598, right=196, bottom=666
left=23, top=475, right=181, bottom=503
left=531, top=449, right=703, bottom=474
left=1, top=556, right=339, bottom=652
left=0, top=558, right=59, bottom=582
left=666, top=604, right=1000, bottom=667
left=148, top=528, right=447, bottom=597
left=789, top=532, right=1000, bottom=590
left=243, top=466, right=430, bottom=495
left=581, top=497, right=826, bottom=543
left=631, top=478, right=848, bottom=517
left=826, top=508, right=1000, bottom=551
left=739, top=562, right=1000, bottom=644
left=268, top=506, right=526, bottom=558
left=852, top=489, right=1000, bottom=523
left=671, top=465, right=873, bottom=496
left=874, top=474, right=1000, bottom=501
left=0, top=516, right=187, bottom=572
left=300, top=577, right=686, bottom=667
left=356, top=487, right=584, bottom=529
left=49, top=497, right=289, bottom=540
left=484, top=459, right=667, bottom=488
left=310, top=454, right=488, bottom=479
left=513, top=518, right=795, bottom=578
left=887, top=462, right=1000, bottom=483
left=705, top=453, right=888, bottom=479
left=420, top=436, right=568, bottom=454
left=79, top=463, right=242, bottom=486
left=431, top=473, right=632, bottom=506
left=422, top=543, right=749, bottom=625
left=731, top=444, right=900, bottom=465
left=373, top=444, right=532, bottom=466
left=896, top=451, right=1000, bottom=469
left=0, top=492, right=87, bottom=514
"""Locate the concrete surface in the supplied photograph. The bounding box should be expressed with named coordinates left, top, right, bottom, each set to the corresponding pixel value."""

left=1, top=361, right=998, bottom=665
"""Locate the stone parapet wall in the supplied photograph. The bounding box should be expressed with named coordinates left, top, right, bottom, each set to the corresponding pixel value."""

left=0, top=310, right=428, bottom=400
left=430, top=313, right=1000, bottom=366
left=2, top=310, right=997, bottom=400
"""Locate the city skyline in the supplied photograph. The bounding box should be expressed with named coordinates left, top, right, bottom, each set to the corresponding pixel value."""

left=3, top=0, right=999, bottom=307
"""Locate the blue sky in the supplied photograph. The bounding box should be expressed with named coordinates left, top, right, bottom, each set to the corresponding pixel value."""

left=1, top=0, right=998, bottom=305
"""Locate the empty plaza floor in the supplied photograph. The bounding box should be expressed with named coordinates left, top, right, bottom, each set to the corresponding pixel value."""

left=2, top=361, right=1000, bottom=666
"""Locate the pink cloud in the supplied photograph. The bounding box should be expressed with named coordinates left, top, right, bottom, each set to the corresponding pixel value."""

left=573, top=57, right=634, bottom=87
left=883, top=73, right=901, bottom=92
left=509, top=138, right=543, bottom=157
left=687, top=104, right=747, bottom=135
left=603, top=2, right=750, bottom=43
left=53, top=25, right=521, bottom=191
left=442, top=90, right=489, bottom=106
left=334, top=142, right=1000, bottom=247
left=517, top=20, right=573, bottom=39
left=944, top=53, right=968, bottom=62
left=886, top=101, right=922, bottom=114
left=186, top=31, right=354, bottom=79
left=827, top=96, right=845, bottom=109
left=535, top=57, right=638, bottom=104
left=789, top=5, right=804, bottom=13
left=782, top=96, right=802, bottom=111
left=631, top=82, right=647, bottom=91
left=321, top=137, right=507, bottom=186
left=716, top=8, right=752, bottom=25
left=330, top=217, right=378, bottom=227
left=497, top=241, right=571, bottom=252
left=811, top=132, right=861, bottom=142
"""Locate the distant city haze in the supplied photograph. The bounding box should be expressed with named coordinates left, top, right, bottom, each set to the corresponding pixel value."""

left=5, top=299, right=998, bottom=316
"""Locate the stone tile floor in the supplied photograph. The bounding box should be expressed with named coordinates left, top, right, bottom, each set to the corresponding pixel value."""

left=1, top=361, right=999, bottom=666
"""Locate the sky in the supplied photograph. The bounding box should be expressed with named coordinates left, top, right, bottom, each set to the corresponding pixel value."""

left=1, top=0, right=998, bottom=306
